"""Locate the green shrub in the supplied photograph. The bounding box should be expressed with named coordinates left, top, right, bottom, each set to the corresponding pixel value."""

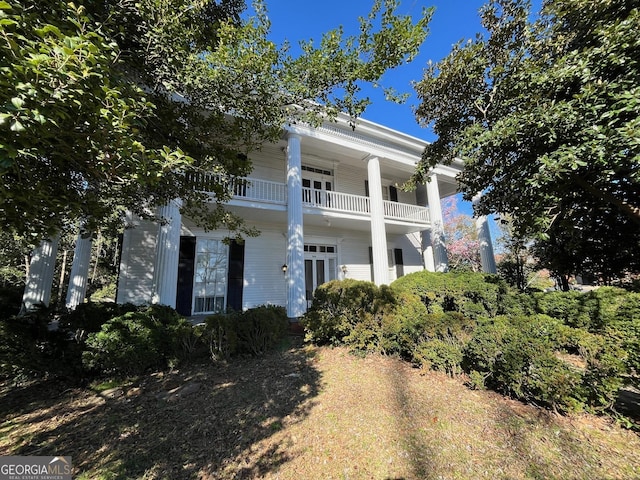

left=58, top=302, right=137, bottom=341
left=463, top=314, right=625, bottom=413
left=0, top=304, right=85, bottom=381
left=236, top=305, right=288, bottom=355
left=82, top=305, right=193, bottom=376
left=532, top=288, right=640, bottom=375
left=0, top=284, right=24, bottom=321
left=391, top=271, right=504, bottom=320
left=302, top=279, right=396, bottom=348
left=532, top=291, right=592, bottom=328
left=204, top=313, right=238, bottom=360
left=413, top=337, right=464, bottom=376
left=204, top=305, right=289, bottom=359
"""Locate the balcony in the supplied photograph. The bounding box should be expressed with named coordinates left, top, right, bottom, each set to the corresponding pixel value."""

left=189, top=173, right=430, bottom=226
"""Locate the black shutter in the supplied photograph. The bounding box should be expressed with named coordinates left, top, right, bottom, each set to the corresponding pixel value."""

left=390, top=185, right=398, bottom=202
left=394, top=248, right=404, bottom=278
left=364, top=180, right=369, bottom=197
left=227, top=240, right=245, bottom=312
left=369, top=246, right=374, bottom=280
left=176, top=236, right=196, bottom=316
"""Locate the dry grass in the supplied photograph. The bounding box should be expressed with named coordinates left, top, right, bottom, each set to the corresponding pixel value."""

left=1, top=338, right=639, bottom=479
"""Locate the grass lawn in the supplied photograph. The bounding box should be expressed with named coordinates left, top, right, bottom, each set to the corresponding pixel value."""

left=1, top=338, right=639, bottom=479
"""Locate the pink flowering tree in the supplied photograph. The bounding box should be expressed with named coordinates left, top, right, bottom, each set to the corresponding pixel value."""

left=442, top=196, right=481, bottom=272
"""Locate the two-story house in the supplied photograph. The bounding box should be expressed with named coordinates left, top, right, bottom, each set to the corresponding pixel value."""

left=114, top=113, right=466, bottom=319
left=22, top=114, right=495, bottom=319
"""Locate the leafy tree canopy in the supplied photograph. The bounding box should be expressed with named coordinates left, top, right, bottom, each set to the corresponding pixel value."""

left=413, top=0, right=640, bottom=282
left=1, top=0, right=432, bottom=244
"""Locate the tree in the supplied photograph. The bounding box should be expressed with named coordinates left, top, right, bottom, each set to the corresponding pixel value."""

left=413, top=0, right=640, bottom=285
left=442, top=196, right=481, bottom=272
left=1, top=0, right=433, bottom=242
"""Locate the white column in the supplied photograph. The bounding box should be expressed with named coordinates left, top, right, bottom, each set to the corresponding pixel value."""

left=152, top=199, right=182, bottom=307
left=286, top=132, right=306, bottom=318
left=473, top=193, right=497, bottom=274
left=367, top=156, right=389, bottom=285
left=65, top=230, right=93, bottom=310
left=21, top=236, right=59, bottom=313
left=416, top=184, right=435, bottom=271
left=426, top=174, right=448, bottom=272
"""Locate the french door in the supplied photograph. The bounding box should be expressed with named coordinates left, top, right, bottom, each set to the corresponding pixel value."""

left=304, top=244, right=337, bottom=307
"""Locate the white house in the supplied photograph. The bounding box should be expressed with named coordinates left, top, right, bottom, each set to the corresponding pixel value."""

left=22, top=114, right=496, bottom=319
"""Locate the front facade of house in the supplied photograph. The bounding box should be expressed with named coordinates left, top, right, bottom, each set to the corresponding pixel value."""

left=114, top=115, right=463, bottom=318
left=22, top=114, right=496, bottom=318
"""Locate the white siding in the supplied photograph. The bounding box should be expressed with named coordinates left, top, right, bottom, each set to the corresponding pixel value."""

left=242, top=227, right=287, bottom=309
left=334, top=163, right=367, bottom=196
left=249, top=150, right=286, bottom=183
left=116, top=219, right=157, bottom=305
left=339, top=231, right=374, bottom=282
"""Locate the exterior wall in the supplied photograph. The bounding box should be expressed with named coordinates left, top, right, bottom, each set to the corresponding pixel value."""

left=116, top=218, right=157, bottom=305
left=241, top=226, right=287, bottom=309
left=249, top=150, right=285, bottom=183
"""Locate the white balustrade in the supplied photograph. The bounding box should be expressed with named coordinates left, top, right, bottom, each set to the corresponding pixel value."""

left=189, top=174, right=429, bottom=225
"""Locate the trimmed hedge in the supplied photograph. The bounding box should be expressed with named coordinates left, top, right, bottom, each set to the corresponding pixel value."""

left=390, top=271, right=505, bottom=319
left=302, top=274, right=636, bottom=415
left=301, top=279, right=397, bottom=349
left=532, top=288, right=640, bottom=374
left=463, top=315, right=625, bottom=413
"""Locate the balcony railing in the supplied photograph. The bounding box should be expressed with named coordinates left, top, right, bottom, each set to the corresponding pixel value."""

left=190, top=173, right=429, bottom=225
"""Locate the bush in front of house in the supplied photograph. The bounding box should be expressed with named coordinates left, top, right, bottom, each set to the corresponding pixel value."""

left=82, top=305, right=194, bottom=376
left=463, top=314, right=626, bottom=413
left=58, top=302, right=138, bottom=342
left=532, top=287, right=640, bottom=374
left=301, top=279, right=397, bottom=351
left=0, top=303, right=78, bottom=381
left=390, top=271, right=505, bottom=320
left=204, top=305, right=289, bottom=360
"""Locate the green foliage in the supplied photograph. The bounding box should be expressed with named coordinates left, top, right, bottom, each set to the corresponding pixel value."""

left=58, top=302, right=138, bottom=341
left=1, top=0, right=432, bottom=241
left=203, top=305, right=289, bottom=360
left=300, top=275, right=635, bottom=416
left=463, top=315, right=624, bottom=413
left=391, top=271, right=504, bottom=319
left=0, top=304, right=83, bottom=381
left=531, top=288, right=640, bottom=374
left=236, top=305, right=289, bottom=356
left=413, top=0, right=640, bottom=282
left=82, top=305, right=193, bottom=376
left=301, top=279, right=396, bottom=349
left=0, top=284, right=23, bottom=320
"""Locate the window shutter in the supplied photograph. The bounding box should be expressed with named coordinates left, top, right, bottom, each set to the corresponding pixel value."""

left=176, top=236, right=196, bottom=316
left=227, top=240, right=245, bottom=311
left=394, top=248, right=404, bottom=278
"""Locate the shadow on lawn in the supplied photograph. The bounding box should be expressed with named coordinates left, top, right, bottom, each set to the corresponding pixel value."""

left=2, top=338, right=321, bottom=479
left=386, top=362, right=437, bottom=480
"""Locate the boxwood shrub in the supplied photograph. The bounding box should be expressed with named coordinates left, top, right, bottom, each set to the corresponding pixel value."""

left=301, top=279, right=396, bottom=348
left=390, top=271, right=504, bottom=319
left=463, top=315, right=625, bottom=413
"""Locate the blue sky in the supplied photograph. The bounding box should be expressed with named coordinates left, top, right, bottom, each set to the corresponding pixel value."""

left=251, top=1, right=506, bottom=238
left=260, top=0, right=489, bottom=141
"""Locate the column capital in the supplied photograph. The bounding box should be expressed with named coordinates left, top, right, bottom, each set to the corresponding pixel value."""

left=284, top=126, right=304, bottom=139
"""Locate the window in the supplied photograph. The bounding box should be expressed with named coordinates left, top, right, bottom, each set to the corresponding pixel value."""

left=192, top=238, right=228, bottom=314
